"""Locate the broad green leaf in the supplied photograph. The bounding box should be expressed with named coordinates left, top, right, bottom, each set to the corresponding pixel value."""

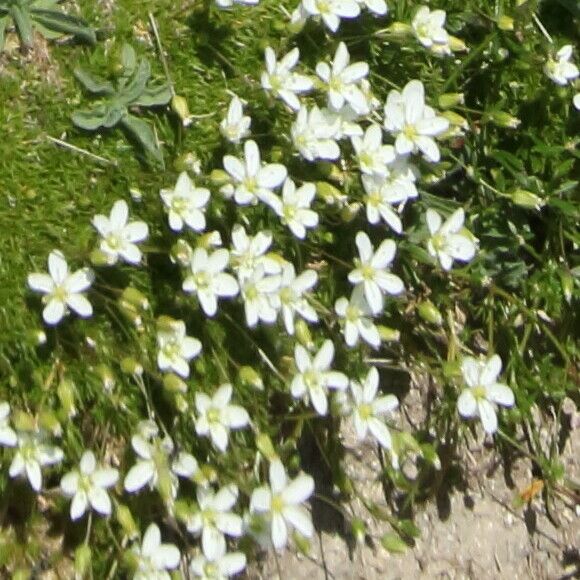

left=380, top=533, right=408, bottom=554
left=120, top=43, right=137, bottom=76
left=72, top=106, right=110, bottom=131
left=118, top=58, right=151, bottom=106
left=10, top=4, right=34, bottom=47
left=102, top=105, right=126, bottom=129
left=133, top=84, right=172, bottom=107
left=120, top=114, right=163, bottom=165
left=31, top=8, right=96, bottom=44
left=74, top=68, right=115, bottom=95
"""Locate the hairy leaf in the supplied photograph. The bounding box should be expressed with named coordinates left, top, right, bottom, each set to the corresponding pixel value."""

left=120, top=114, right=163, bottom=165
left=74, top=68, right=115, bottom=95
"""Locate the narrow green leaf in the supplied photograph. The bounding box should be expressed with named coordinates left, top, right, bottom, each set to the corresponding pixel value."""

left=120, top=43, right=137, bottom=76
left=133, top=84, right=172, bottom=107
left=0, top=17, right=7, bottom=52
left=31, top=9, right=96, bottom=44
left=120, top=114, right=163, bottom=165
left=380, top=533, right=408, bottom=554
left=118, top=58, right=151, bottom=106
left=10, top=4, right=34, bottom=48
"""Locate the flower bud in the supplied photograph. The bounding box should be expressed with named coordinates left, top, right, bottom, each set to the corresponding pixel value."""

left=340, top=202, right=362, bottom=223
left=171, top=239, right=194, bottom=266
left=256, top=433, right=277, bottom=461
left=441, top=111, right=468, bottom=130
left=26, top=329, right=47, bottom=346
left=239, top=366, right=264, bottom=391
left=209, top=169, right=230, bottom=187
left=163, top=373, right=188, bottom=394
left=385, top=22, right=412, bottom=37
left=350, top=518, right=367, bottom=545
left=270, top=146, right=284, bottom=163
left=438, top=93, right=465, bottom=109
left=417, top=300, right=443, bottom=326
left=57, top=379, right=77, bottom=418
left=377, top=326, right=401, bottom=342
left=293, top=531, right=312, bottom=555
left=315, top=162, right=344, bottom=184
left=38, top=411, right=62, bottom=436
left=129, top=187, right=143, bottom=202
left=120, top=357, right=143, bottom=376
left=510, top=189, right=545, bottom=210
left=295, top=320, right=314, bottom=349
left=90, top=249, right=113, bottom=267
left=95, top=364, right=116, bottom=391
left=157, top=315, right=179, bottom=333
left=74, top=545, right=92, bottom=578
left=197, top=231, right=222, bottom=249
left=173, top=152, right=202, bottom=174
left=116, top=505, right=139, bottom=539
left=486, top=111, right=521, bottom=128
left=560, top=270, right=573, bottom=304
left=171, top=95, right=193, bottom=127
left=117, top=299, right=143, bottom=329
left=13, top=410, right=35, bottom=432
left=121, top=287, right=150, bottom=311
left=157, top=467, right=174, bottom=504
left=497, top=15, right=514, bottom=31
left=449, top=35, right=468, bottom=52
left=174, top=393, right=189, bottom=413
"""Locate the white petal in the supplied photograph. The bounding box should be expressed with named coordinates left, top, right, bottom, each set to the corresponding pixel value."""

left=48, top=250, right=68, bottom=283
left=89, top=486, right=112, bottom=516
left=486, top=383, right=514, bottom=407
left=478, top=399, right=498, bottom=434
left=70, top=491, right=88, bottom=520
left=481, top=354, right=502, bottom=386
left=43, top=299, right=66, bottom=325
left=313, top=340, right=334, bottom=371
left=457, top=390, right=477, bottom=418
left=27, top=273, right=54, bottom=294
left=368, top=419, right=393, bottom=449
left=284, top=505, right=314, bottom=538
left=461, top=357, right=481, bottom=388
left=282, top=473, right=314, bottom=505
left=65, top=268, right=94, bottom=294
left=124, top=462, right=154, bottom=492
left=151, top=544, right=181, bottom=570
left=66, top=294, right=93, bottom=318
left=271, top=513, right=288, bottom=549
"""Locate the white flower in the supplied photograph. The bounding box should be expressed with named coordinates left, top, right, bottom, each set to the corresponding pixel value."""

left=124, top=424, right=176, bottom=496
left=356, top=0, right=387, bottom=16
left=220, top=95, right=251, bottom=143
left=301, top=0, right=360, bottom=33
left=216, top=0, right=258, bottom=6
left=182, top=248, right=239, bottom=316
left=350, top=367, right=398, bottom=450
left=381, top=155, right=419, bottom=202
left=160, top=172, right=210, bottom=232
left=458, top=355, right=515, bottom=434
left=321, top=105, right=363, bottom=139
left=277, top=263, right=318, bottom=335
left=316, top=42, right=369, bottom=114
left=250, top=459, right=314, bottom=550
left=426, top=208, right=477, bottom=271
left=291, top=340, right=348, bottom=415
left=240, top=266, right=282, bottom=328
left=574, top=93, right=580, bottom=110
left=230, top=224, right=282, bottom=280
left=157, top=319, right=202, bottom=378
left=335, top=285, right=380, bottom=349
left=195, top=384, right=250, bottom=452
left=189, top=541, right=247, bottom=579
left=185, top=484, right=243, bottom=557
left=9, top=429, right=64, bottom=492
left=348, top=232, right=404, bottom=314
left=351, top=124, right=395, bottom=176
left=92, top=200, right=149, bottom=265
left=261, top=47, right=313, bottom=111
left=291, top=105, right=341, bottom=161
left=27, top=250, right=94, bottom=325
left=0, top=402, right=17, bottom=447
left=221, top=140, right=287, bottom=205
left=412, top=6, right=450, bottom=55
left=60, top=451, right=119, bottom=520
left=383, top=80, right=449, bottom=162
left=361, top=174, right=408, bottom=233
left=264, top=178, right=319, bottom=239
left=132, top=523, right=181, bottom=580
left=545, top=45, right=579, bottom=86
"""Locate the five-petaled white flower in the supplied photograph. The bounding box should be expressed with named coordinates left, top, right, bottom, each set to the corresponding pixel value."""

left=250, top=459, right=314, bottom=550
left=300, top=0, right=360, bottom=33
left=361, top=173, right=408, bottom=234
left=351, top=123, right=395, bottom=176
left=316, top=42, right=369, bottom=114
left=239, top=266, right=282, bottom=328
left=220, top=95, right=251, bottom=144
left=9, top=429, right=64, bottom=492
left=195, top=384, right=250, bottom=452
left=230, top=225, right=282, bottom=280
left=185, top=484, right=243, bottom=557
left=92, top=200, right=149, bottom=265
left=261, top=47, right=313, bottom=111
left=458, top=355, right=515, bottom=435
left=0, top=402, right=17, bottom=448
left=131, top=523, right=181, bottom=580
left=291, top=340, right=348, bottom=415
left=544, top=45, right=579, bottom=86
left=350, top=367, right=399, bottom=450
left=28, top=250, right=94, bottom=325
left=383, top=80, right=449, bottom=162
left=60, top=450, right=119, bottom=520
left=292, top=105, right=341, bottom=161
left=221, top=140, right=287, bottom=205
left=182, top=248, right=239, bottom=316
left=277, top=263, right=319, bottom=335
left=157, top=318, right=202, bottom=378
left=189, top=540, right=247, bottom=579
left=335, top=285, right=380, bottom=349
left=348, top=232, right=404, bottom=314
left=160, top=172, right=210, bottom=232
left=412, top=6, right=450, bottom=55
left=426, top=208, right=477, bottom=271
left=265, top=178, right=319, bottom=239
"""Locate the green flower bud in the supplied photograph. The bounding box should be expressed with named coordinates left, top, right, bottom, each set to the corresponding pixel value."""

left=449, top=35, right=468, bottom=52
left=90, top=249, right=112, bottom=267
left=209, top=169, right=230, bottom=187
left=417, top=300, right=443, bottom=326
left=157, top=315, right=179, bottom=333
left=13, top=411, right=35, bottom=432
left=293, top=531, right=311, bottom=555
left=350, top=518, right=367, bottom=545
left=385, top=22, right=412, bottom=37
left=96, top=364, right=116, bottom=391
left=438, top=93, right=465, bottom=109
left=316, top=181, right=344, bottom=204
left=560, top=270, right=574, bottom=304
left=163, top=373, right=188, bottom=394
left=74, top=545, right=92, bottom=578
left=171, top=95, right=193, bottom=127
left=171, top=239, right=194, bottom=266
left=173, top=152, right=201, bottom=174
left=129, top=187, right=143, bottom=202
left=486, top=111, right=521, bottom=128
left=38, top=411, right=62, bottom=436
left=174, top=393, right=189, bottom=413
left=256, top=433, right=277, bottom=461
left=116, top=505, right=139, bottom=539
left=295, top=320, right=314, bottom=349
left=121, top=287, right=150, bottom=311
left=497, top=15, right=514, bottom=30
left=158, top=467, right=174, bottom=503
left=315, top=162, right=344, bottom=184
left=377, top=326, right=401, bottom=342
left=120, top=357, right=143, bottom=376
left=57, top=379, right=77, bottom=418
left=270, top=146, right=284, bottom=163
left=510, top=189, right=545, bottom=210
left=340, top=202, right=362, bottom=223
left=441, top=111, right=468, bottom=129
left=239, top=366, right=264, bottom=391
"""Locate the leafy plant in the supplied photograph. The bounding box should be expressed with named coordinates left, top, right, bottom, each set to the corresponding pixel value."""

left=0, top=0, right=96, bottom=51
left=72, top=44, right=172, bottom=165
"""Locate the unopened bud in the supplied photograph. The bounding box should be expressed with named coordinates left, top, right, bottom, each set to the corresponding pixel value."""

left=441, top=111, right=468, bottom=130
left=120, top=357, right=143, bottom=376
left=560, top=270, right=573, bottom=304
left=438, top=93, right=465, bottom=109
left=385, top=22, right=412, bottom=37
left=209, top=169, right=230, bottom=187
left=256, top=433, right=277, bottom=461
left=163, top=374, right=187, bottom=394
left=316, top=162, right=344, bottom=184
left=121, top=287, right=149, bottom=311
left=90, top=248, right=112, bottom=267
left=487, top=111, right=521, bottom=129
left=239, top=366, right=264, bottom=391
left=116, top=505, right=139, bottom=539
left=449, top=35, right=468, bottom=52
left=497, top=15, right=514, bottom=31
left=74, top=545, right=92, bottom=578
left=295, top=320, right=314, bottom=349
left=174, top=152, right=202, bottom=174
left=316, top=181, right=345, bottom=205
left=26, top=329, right=47, bottom=346
left=340, top=202, right=362, bottom=223
left=377, top=326, right=401, bottom=342
left=157, top=315, right=179, bottom=334
left=510, top=189, right=544, bottom=210
left=158, top=467, right=174, bottom=503
left=57, top=379, right=77, bottom=417
left=96, top=364, right=116, bottom=391
left=13, top=411, right=35, bottom=432
left=171, top=95, right=193, bottom=127
left=197, top=231, right=222, bottom=249
left=417, top=300, right=443, bottom=326
left=171, top=239, right=194, bottom=266
left=38, top=411, right=61, bottom=436
left=350, top=518, right=367, bottom=544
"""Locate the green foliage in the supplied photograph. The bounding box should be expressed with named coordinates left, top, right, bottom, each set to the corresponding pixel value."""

left=0, top=0, right=96, bottom=51
left=72, top=43, right=172, bottom=165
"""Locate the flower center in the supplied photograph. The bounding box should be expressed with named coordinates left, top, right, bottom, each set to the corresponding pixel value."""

left=431, top=233, right=446, bottom=251
left=105, top=233, right=123, bottom=250
left=171, top=197, right=189, bottom=214
left=271, top=494, right=284, bottom=514
left=207, top=407, right=221, bottom=424
left=361, top=264, right=375, bottom=280
left=346, top=305, right=360, bottom=322
left=304, top=370, right=321, bottom=391
left=283, top=204, right=297, bottom=222
left=194, top=271, right=210, bottom=290
left=403, top=124, right=417, bottom=140
left=358, top=403, right=373, bottom=420
left=162, top=340, right=181, bottom=361
left=472, top=385, right=487, bottom=400
left=279, top=287, right=293, bottom=305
